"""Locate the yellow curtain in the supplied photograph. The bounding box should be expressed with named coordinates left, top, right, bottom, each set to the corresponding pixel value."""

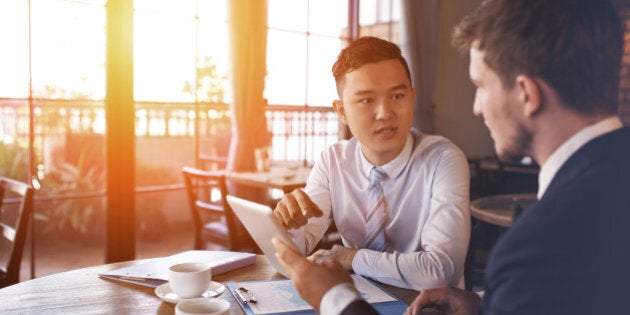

left=227, top=0, right=269, bottom=172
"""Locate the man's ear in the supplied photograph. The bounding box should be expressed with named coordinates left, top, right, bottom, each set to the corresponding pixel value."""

left=516, top=75, right=541, bottom=117
left=333, top=100, right=348, bottom=124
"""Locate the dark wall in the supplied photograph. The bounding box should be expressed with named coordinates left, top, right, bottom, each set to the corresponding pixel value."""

left=612, top=0, right=630, bottom=124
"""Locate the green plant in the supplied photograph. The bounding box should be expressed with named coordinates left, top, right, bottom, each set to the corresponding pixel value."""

left=38, top=133, right=105, bottom=239
left=0, top=141, right=29, bottom=181
left=41, top=161, right=105, bottom=235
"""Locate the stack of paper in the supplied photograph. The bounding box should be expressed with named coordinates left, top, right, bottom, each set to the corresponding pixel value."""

left=99, top=250, right=256, bottom=288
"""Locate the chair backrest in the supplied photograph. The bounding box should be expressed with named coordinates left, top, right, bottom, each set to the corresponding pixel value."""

left=182, top=166, right=245, bottom=250
left=0, top=177, right=34, bottom=288
left=198, top=154, right=228, bottom=171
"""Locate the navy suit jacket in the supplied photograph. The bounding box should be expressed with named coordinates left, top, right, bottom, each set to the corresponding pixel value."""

left=482, top=127, right=630, bottom=314
left=341, top=127, right=630, bottom=315
left=341, top=300, right=380, bottom=315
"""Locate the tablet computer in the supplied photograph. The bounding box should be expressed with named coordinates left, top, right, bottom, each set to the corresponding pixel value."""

left=226, top=195, right=301, bottom=277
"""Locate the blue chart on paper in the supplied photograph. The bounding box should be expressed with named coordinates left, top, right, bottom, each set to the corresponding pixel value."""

left=246, top=280, right=312, bottom=314
left=276, top=284, right=311, bottom=309
left=231, top=274, right=406, bottom=315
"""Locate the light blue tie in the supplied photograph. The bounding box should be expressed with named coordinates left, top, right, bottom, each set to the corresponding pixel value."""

left=365, top=167, right=388, bottom=251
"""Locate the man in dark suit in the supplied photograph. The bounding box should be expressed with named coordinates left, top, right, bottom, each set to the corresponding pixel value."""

left=274, top=0, right=630, bottom=314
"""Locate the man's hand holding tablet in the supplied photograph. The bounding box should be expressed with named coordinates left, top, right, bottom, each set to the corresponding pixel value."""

left=272, top=238, right=355, bottom=313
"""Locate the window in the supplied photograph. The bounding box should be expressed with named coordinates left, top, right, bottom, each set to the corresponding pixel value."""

left=0, top=0, right=234, bottom=274
left=266, top=0, right=348, bottom=107
left=265, top=0, right=402, bottom=107
left=265, top=0, right=346, bottom=163
left=0, top=0, right=404, bottom=276
left=134, top=0, right=231, bottom=104
left=359, top=0, right=403, bottom=45
left=133, top=0, right=232, bottom=255
left=264, top=0, right=402, bottom=162
left=0, top=0, right=109, bottom=277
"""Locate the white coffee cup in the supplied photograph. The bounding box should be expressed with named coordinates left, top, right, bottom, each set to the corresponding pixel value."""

left=175, top=298, right=230, bottom=315
left=169, top=262, right=211, bottom=299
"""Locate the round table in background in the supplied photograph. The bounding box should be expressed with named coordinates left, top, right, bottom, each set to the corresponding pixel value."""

left=465, top=193, right=538, bottom=290
left=470, top=193, right=538, bottom=227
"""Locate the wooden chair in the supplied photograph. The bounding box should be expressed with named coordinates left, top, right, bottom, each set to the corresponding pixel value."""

left=198, top=153, right=228, bottom=171
left=182, top=166, right=257, bottom=252
left=0, top=177, right=35, bottom=288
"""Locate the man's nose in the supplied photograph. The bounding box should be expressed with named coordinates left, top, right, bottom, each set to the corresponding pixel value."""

left=376, top=99, right=394, bottom=120
left=472, top=96, right=483, bottom=117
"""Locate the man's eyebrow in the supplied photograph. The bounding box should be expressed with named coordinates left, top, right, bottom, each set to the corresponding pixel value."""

left=354, top=89, right=374, bottom=96
left=389, top=84, right=409, bottom=91
left=353, top=84, right=409, bottom=96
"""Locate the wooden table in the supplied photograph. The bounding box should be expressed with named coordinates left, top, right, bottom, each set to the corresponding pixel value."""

left=470, top=193, right=538, bottom=227
left=226, top=164, right=311, bottom=194
left=0, top=255, right=417, bottom=314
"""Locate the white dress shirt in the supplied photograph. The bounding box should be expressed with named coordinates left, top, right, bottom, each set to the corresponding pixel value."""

left=293, top=130, right=470, bottom=314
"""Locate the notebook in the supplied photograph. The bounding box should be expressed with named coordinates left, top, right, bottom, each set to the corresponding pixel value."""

left=99, top=250, right=256, bottom=288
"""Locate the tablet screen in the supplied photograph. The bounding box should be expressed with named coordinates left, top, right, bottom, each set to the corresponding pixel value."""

left=227, top=195, right=301, bottom=277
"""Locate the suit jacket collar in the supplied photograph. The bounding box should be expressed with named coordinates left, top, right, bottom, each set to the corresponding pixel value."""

left=541, top=126, right=630, bottom=201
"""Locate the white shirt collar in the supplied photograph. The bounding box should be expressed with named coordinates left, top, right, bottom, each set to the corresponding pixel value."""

left=537, top=116, right=623, bottom=199
left=360, top=133, right=413, bottom=184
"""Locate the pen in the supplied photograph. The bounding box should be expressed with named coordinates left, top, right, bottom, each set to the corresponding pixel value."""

left=237, top=287, right=257, bottom=304
left=236, top=287, right=249, bottom=304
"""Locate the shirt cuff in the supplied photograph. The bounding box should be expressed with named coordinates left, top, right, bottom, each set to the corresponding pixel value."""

left=351, top=249, right=377, bottom=277
left=319, top=282, right=362, bottom=315
left=288, top=227, right=308, bottom=255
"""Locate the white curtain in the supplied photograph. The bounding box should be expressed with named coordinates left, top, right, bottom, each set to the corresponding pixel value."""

left=402, top=0, right=438, bottom=134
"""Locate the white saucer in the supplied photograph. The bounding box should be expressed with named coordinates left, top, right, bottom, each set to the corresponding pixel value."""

left=155, top=281, right=226, bottom=304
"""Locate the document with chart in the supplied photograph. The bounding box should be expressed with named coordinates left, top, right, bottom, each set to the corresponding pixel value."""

left=227, top=274, right=407, bottom=315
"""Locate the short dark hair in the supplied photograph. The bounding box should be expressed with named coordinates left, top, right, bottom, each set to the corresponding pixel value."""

left=332, top=36, right=412, bottom=96
left=453, top=0, right=623, bottom=115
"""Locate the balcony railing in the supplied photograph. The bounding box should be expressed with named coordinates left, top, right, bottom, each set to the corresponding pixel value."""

left=0, top=98, right=338, bottom=173
left=0, top=96, right=338, bottom=238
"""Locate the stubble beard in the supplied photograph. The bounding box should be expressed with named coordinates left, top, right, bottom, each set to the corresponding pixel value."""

left=496, top=122, right=533, bottom=163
